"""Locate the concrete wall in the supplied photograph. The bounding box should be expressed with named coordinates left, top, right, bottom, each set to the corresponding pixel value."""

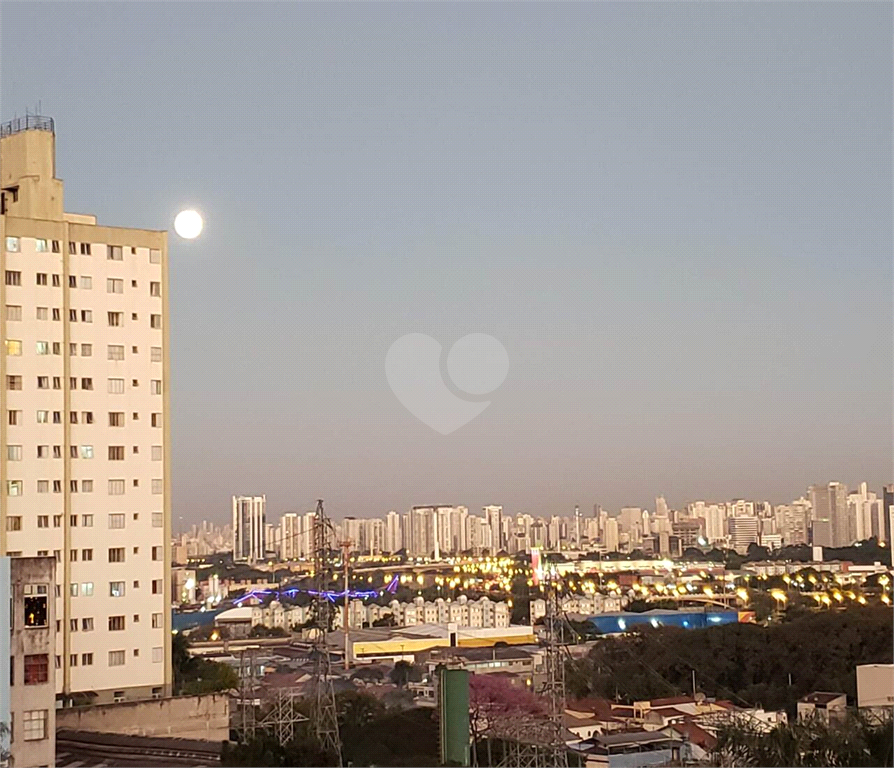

left=56, top=695, right=230, bottom=742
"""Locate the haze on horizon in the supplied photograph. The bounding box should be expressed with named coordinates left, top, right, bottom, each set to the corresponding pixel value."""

left=2, top=2, right=891, bottom=525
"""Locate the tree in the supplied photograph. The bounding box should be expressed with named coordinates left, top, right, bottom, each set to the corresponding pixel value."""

left=173, top=632, right=240, bottom=695
left=388, top=660, right=422, bottom=688
left=712, top=710, right=893, bottom=767
left=1, top=721, right=10, bottom=764
left=372, top=613, right=397, bottom=627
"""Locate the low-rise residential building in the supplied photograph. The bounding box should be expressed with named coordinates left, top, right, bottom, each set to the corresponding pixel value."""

left=797, top=692, right=847, bottom=722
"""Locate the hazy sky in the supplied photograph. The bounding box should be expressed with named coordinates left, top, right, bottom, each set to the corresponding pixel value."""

left=2, top=2, right=891, bottom=523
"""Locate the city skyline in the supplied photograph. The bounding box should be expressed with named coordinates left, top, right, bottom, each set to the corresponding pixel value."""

left=2, top=2, right=891, bottom=522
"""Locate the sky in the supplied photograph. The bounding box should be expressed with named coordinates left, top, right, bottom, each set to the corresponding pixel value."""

left=2, top=2, right=891, bottom=523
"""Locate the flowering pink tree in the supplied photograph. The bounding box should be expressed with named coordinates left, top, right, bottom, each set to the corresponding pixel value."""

left=469, top=673, right=547, bottom=743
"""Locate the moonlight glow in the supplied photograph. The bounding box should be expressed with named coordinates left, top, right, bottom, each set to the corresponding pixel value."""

left=174, top=209, right=203, bottom=239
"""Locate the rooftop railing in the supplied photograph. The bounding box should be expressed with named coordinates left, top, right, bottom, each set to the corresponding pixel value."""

left=0, top=115, right=55, bottom=138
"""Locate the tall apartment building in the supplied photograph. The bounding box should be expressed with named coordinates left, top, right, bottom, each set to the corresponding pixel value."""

left=0, top=116, right=171, bottom=704
left=232, top=495, right=266, bottom=562
left=809, top=482, right=849, bottom=547
left=728, top=516, right=759, bottom=554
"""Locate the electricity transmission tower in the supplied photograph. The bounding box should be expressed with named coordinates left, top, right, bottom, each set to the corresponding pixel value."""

left=308, top=499, right=342, bottom=766
left=492, top=579, right=570, bottom=768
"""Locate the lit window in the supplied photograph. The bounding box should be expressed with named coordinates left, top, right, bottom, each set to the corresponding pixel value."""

left=80, top=445, right=94, bottom=459
left=35, top=238, right=48, bottom=252
left=6, top=339, right=22, bottom=355
left=81, top=583, right=94, bottom=596
left=7, top=481, right=23, bottom=497
left=34, top=340, right=48, bottom=355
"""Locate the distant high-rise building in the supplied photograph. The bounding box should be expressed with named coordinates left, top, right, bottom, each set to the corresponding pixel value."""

left=728, top=516, right=760, bottom=554
left=384, top=510, right=402, bottom=554
left=232, top=495, right=266, bottom=562
left=883, top=485, right=894, bottom=544
left=809, top=483, right=849, bottom=547
left=483, top=505, right=503, bottom=552
left=279, top=512, right=301, bottom=560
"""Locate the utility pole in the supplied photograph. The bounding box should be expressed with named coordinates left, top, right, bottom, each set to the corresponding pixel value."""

left=340, top=539, right=353, bottom=671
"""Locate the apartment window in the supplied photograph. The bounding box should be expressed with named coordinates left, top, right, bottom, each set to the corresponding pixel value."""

left=108, top=616, right=125, bottom=631
left=53, top=377, right=61, bottom=389
left=150, top=281, right=161, bottom=297
left=108, top=311, right=123, bottom=327
left=133, top=478, right=139, bottom=488
left=36, top=272, right=48, bottom=286
left=69, top=309, right=78, bottom=322
left=81, top=582, right=93, bottom=596
left=37, top=481, right=49, bottom=494
left=81, top=343, right=92, bottom=356
left=108, top=479, right=125, bottom=495
left=151, top=445, right=163, bottom=461
left=37, top=410, right=49, bottom=424
left=6, top=339, right=22, bottom=355
left=109, top=412, right=124, bottom=427
left=83, top=412, right=93, bottom=424
left=151, top=346, right=163, bottom=362
left=36, top=376, right=48, bottom=389
left=81, top=310, right=92, bottom=323
left=108, top=513, right=125, bottom=529
left=6, top=375, right=22, bottom=390
left=109, top=582, right=126, bottom=598
left=152, top=546, right=162, bottom=561
left=132, top=446, right=139, bottom=455
left=70, top=446, right=78, bottom=459
left=70, top=654, right=78, bottom=667
left=5, top=270, right=21, bottom=286
left=81, top=377, right=93, bottom=391
left=108, top=346, right=126, bottom=365
left=6, top=304, right=22, bottom=320
left=70, top=515, right=77, bottom=527
left=82, top=617, right=94, bottom=631
left=70, top=480, right=79, bottom=493
left=69, top=618, right=78, bottom=632
left=37, top=515, right=48, bottom=528
left=152, top=686, right=163, bottom=699
left=70, top=377, right=78, bottom=390
left=8, top=410, right=21, bottom=425
left=24, top=655, right=48, bottom=685
left=150, top=379, right=163, bottom=395
left=150, top=314, right=162, bottom=329
left=52, top=274, right=61, bottom=287
left=151, top=479, right=164, bottom=494
left=109, top=446, right=126, bottom=462
left=80, top=275, right=92, bottom=288
left=36, top=445, right=48, bottom=458
left=151, top=579, right=163, bottom=595
left=108, top=245, right=122, bottom=260
left=52, top=308, right=61, bottom=321
left=68, top=412, right=77, bottom=424
left=69, top=241, right=77, bottom=253
left=53, top=515, right=61, bottom=527
left=23, top=710, right=47, bottom=741
left=152, top=512, right=163, bottom=528
left=132, top=279, right=138, bottom=287
left=82, top=514, right=93, bottom=527
left=151, top=413, right=162, bottom=427
left=107, top=278, right=124, bottom=294
left=7, top=482, right=22, bottom=498
left=80, top=243, right=92, bottom=255
left=23, top=586, right=48, bottom=626
left=6, top=236, right=20, bottom=252
left=69, top=275, right=77, bottom=288
left=107, top=378, right=125, bottom=395
left=35, top=238, right=49, bottom=252
left=82, top=653, right=93, bottom=665
left=150, top=249, right=161, bottom=264
left=52, top=480, right=62, bottom=493
left=70, top=583, right=78, bottom=597
left=35, top=340, right=49, bottom=355
left=7, top=445, right=22, bottom=461
left=108, top=547, right=125, bottom=562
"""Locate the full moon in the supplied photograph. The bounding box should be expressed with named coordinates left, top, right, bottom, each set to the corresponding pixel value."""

left=174, top=209, right=203, bottom=239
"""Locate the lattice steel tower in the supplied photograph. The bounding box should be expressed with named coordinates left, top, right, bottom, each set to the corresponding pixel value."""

left=308, top=499, right=342, bottom=765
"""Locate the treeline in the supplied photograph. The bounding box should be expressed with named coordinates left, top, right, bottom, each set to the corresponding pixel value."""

left=567, top=606, right=893, bottom=713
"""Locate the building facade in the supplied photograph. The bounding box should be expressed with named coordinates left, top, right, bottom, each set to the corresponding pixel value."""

left=232, top=495, right=266, bottom=562
left=1, top=116, right=172, bottom=704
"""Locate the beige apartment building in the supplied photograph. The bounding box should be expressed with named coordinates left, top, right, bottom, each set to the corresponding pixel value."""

left=0, top=115, right=172, bottom=704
